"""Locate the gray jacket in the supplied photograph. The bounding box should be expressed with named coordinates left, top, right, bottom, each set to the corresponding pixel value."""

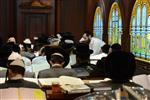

left=38, top=68, right=77, bottom=78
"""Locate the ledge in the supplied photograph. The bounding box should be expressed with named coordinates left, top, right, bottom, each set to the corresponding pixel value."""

left=135, top=57, right=150, bottom=64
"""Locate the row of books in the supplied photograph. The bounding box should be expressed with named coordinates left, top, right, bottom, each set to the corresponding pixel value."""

left=0, top=76, right=149, bottom=99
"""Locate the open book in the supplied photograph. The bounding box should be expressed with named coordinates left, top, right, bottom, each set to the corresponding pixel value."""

left=38, top=76, right=85, bottom=86
left=0, top=87, right=46, bottom=100
left=0, top=78, right=5, bottom=83
left=38, top=76, right=90, bottom=94
left=132, top=74, right=150, bottom=90
left=61, top=84, right=90, bottom=94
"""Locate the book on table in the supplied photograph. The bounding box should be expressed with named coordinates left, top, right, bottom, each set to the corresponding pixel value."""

left=132, top=74, right=150, bottom=90
left=0, top=78, right=5, bottom=83
left=38, top=76, right=90, bottom=94
left=61, top=84, right=90, bottom=94
left=38, top=76, right=85, bottom=86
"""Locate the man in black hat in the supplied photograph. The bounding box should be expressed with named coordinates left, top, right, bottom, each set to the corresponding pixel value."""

left=38, top=45, right=77, bottom=78
left=108, top=43, right=122, bottom=54
left=0, top=59, right=40, bottom=89
left=71, top=43, right=100, bottom=78
left=59, top=32, right=76, bottom=68
left=97, top=51, right=143, bottom=91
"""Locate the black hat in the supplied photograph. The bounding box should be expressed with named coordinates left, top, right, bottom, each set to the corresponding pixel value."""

left=105, top=51, right=136, bottom=83
left=45, top=45, right=69, bottom=67
left=61, top=32, right=74, bottom=40
left=110, top=43, right=121, bottom=52
left=75, top=43, right=93, bottom=55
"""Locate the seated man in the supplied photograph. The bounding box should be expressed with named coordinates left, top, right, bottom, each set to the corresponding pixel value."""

left=0, top=59, right=40, bottom=89
left=102, top=51, right=141, bottom=89
left=71, top=43, right=101, bottom=77
left=108, top=43, right=122, bottom=54
left=90, top=44, right=110, bottom=65
left=38, top=45, right=77, bottom=78
left=79, top=31, right=105, bottom=56
left=20, top=38, right=35, bottom=60
left=76, top=51, right=147, bottom=100
left=95, top=44, right=110, bottom=76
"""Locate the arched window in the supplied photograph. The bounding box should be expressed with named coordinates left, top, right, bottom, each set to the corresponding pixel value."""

left=93, top=7, right=103, bottom=39
left=130, top=0, right=150, bottom=60
left=130, top=17, right=136, bottom=55
left=147, top=16, right=150, bottom=59
left=108, top=2, right=122, bottom=45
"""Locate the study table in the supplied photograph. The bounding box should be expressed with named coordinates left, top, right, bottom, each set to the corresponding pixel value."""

left=46, top=90, right=87, bottom=100
left=40, top=78, right=150, bottom=100
left=41, top=78, right=105, bottom=100
left=44, top=87, right=150, bottom=100
left=0, top=77, right=150, bottom=100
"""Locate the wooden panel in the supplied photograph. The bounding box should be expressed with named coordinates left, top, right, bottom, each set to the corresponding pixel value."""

left=0, top=0, right=16, bottom=42
left=0, top=0, right=8, bottom=41
left=57, top=0, right=86, bottom=41
left=0, top=0, right=3, bottom=37
left=24, top=14, right=48, bottom=38
left=16, top=0, right=55, bottom=43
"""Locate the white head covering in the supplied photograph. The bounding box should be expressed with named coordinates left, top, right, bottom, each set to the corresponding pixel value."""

left=10, top=59, right=25, bottom=68
left=64, top=39, right=74, bottom=44
left=23, top=38, right=31, bottom=44
left=79, top=37, right=85, bottom=43
left=33, top=36, right=38, bottom=40
left=8, top=52, right=22, bottom=60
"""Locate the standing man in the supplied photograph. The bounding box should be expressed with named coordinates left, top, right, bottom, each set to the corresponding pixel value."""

left=79, top=31, right=105, bottom=56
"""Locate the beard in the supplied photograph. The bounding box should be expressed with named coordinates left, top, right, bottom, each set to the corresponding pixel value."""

left=81, top=39, right=90, bottom=44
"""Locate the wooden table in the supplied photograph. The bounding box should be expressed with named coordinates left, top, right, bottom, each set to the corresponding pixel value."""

left=46, top=89, right=88, bottom=100
left=41, top=78, right=105, bottom=100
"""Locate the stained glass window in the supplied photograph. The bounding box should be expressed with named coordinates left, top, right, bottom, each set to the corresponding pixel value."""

left=147, top=16, right=150, bottom=59
left=93, top=7, right=103, bottom=39
left=130, top=0, right=150, bottom=60
left=108, top=2, right=122, bottom=45
left=131, top=17, right=137, bottom=56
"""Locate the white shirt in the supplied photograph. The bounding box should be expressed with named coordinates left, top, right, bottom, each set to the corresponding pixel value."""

left=89, top=37, right=105, bottom=56
left=26, top=56, right=50, bottom=77
left=22, top=56, right=31, bottom=66
left=90, top=53, right=107, bottom=65
left=65, top=53, right=76, bottom=69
